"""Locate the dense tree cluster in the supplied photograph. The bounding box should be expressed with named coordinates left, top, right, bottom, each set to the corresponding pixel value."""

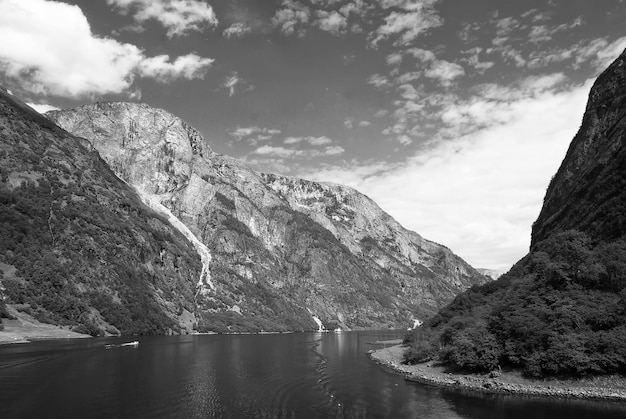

left=404, top=230, right=626, bottom=377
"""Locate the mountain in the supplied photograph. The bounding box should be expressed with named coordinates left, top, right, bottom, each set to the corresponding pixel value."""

left=531, top=52, right=626, bottom=246
left=476, top=269, right=504, bottom=280
left=404, top=50, right=626, bottom=378
left=0, top=86, right=202, bottom=336
left=46, top=102, right=487, bottom=333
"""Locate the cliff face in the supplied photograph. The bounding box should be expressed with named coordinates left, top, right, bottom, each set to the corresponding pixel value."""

left=48, top=102, right=487, bottom=333
left=0, top=87, right=202, bottom=336
left=532, top=52, right=626, bottom=246
left=404, top=50, right=626, bottom=378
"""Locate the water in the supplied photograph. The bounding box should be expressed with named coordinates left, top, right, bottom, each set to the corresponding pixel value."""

left=1, top=331, right=625, bottom=418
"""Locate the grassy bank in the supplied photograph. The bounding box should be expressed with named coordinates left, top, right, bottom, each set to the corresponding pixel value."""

left=0, top=306, right=90, bottom=345
left=369, top=344, right=626, bottom=401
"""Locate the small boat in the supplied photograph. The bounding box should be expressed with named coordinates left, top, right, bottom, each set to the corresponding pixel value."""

left=105, top=341, right=139, bottom=349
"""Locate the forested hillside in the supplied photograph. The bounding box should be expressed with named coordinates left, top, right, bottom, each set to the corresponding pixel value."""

left=404, top=49, right=626, bottom=378
left=0, top=87, right=202, bottom=336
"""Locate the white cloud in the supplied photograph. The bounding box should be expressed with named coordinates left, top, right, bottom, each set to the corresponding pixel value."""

left=0, top=0, right=213, bottom=97
left=220, top=71, right=254, bottom=96
left=271, top=0, right=311, bottom=36
left=367, top=74, right=390, bottom=88
left=374, top=109, right=389, bottom=118
left=324, top=145, right=345, bottom=155
left=436, top=73, right=567, bottom=139
left=254, top=145, right=304, bottom=158
left=494, top=16, right=522, bottom=37
left=461, top=48, right=494, bottom=73
left=315, top=10, right=348, bottom=35
left=593, top=36, right=626, bottom=71
left=405, top=47, right=437, bottom=63
left=107, top=0, right=218, bottom=37
left=397, top=135, right=412, bottom=145
left=283, top=135, right=333, bottom=146
left=424, top=60, right=464, bottom=86
left=344, top=119, right=353, bottom=129
left=386, top=52, right=403, bottom=66
left=252, top=142, right=343, bottom=158
left=223, top=72, right=238, bottom=96
left=27, top=102, right=59, bottom=113
left=138, top=54, right=214, bottom=81
left=300, top=79, right=595, bottom=271
left=309, top=136, right=333, bottom=146
left=228, top=126, right=281, bottom=145
left=528, top=18, right=582, bottom=44
left=370, top=1, right=442, bottom=47
left=223, top=23, right=252, bottom=39
left=358, top=120, right=371, bottom=127
left=339, top=0, right=372, bottom=19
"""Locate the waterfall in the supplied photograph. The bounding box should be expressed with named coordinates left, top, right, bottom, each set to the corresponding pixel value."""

left=138, top=191, right=214, bottom=296
left=312, top=315, right=326, bottom=332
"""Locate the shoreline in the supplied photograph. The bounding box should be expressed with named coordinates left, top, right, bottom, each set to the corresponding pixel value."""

left=369, top=344, right=626, bottom=402
left=0, top=306, right=91, bottom=345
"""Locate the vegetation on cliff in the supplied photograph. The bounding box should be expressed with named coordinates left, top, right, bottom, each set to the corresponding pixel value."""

left=404, top=50, right=626, bottom=378
left=404, top=230, right=626, bottom=377
left=0, top=88, right=201, bottom=336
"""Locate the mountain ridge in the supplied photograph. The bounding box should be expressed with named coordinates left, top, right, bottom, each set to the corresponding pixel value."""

left=46, top=100, right=488, bottom=333
left=0, top=86, right=203, bottom=336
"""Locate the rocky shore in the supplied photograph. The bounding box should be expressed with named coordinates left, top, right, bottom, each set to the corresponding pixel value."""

left=369, top=344, right=626, bottom=401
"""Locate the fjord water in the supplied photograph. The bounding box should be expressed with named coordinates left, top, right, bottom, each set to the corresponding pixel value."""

left=1, top=332, right=625, bottom=419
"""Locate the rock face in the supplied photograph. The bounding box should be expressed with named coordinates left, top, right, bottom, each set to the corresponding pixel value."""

left=476, top=269, right=504, bottom=280
left=48, top=102, right=487, bottom=333
left=404, top=49, right=626, bottom=377
left=532, top=52, right=626, bottom=246
left=0, top=87, right=201, bottom=336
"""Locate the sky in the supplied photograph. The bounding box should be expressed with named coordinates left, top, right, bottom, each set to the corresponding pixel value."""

left=1, top=0, right=625, bottom=271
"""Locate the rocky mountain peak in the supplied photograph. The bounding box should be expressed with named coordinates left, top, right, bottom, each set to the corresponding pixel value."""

left=47, top=101, right=488, bottom=333
left=47, top=102, right=210, bottom=195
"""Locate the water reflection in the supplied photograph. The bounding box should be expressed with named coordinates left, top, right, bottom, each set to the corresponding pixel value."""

left=0, top=332, right=624, bottom=419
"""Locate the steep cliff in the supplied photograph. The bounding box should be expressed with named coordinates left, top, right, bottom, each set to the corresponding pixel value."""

left=0, top=87, right=202, bottom=336
left=532, top=53, right=626, bottom=246
left=47, top=102, right=487, bottom=333
left=404, top=49, right=626, bottom=378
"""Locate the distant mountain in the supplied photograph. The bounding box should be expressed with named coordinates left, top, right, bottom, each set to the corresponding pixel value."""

left=46, top=102, right=487, bottom=333
left=476, top=269, right=504, bottom=280
left=404, top=49, right=626, bottom=378
left=0, top=87, right=201, bottom=336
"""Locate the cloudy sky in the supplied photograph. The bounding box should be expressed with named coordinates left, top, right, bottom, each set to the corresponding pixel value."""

left=1, top=0, right=625, bottom=271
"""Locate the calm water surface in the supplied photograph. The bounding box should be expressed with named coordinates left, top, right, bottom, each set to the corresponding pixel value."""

left=1, top=331, right=625, bottom=418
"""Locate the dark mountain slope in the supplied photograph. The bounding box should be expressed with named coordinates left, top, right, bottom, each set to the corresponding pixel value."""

left=532, top=53, right=626, bottom=245
left=0, top=86, right=202, bottom=336
left=404, top=50, right=626, bottom=378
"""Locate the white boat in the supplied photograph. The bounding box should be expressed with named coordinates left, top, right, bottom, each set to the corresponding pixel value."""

left=105, top=341, right=139, bottom=349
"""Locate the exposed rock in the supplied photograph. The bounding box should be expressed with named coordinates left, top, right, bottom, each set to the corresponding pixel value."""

left=476, top=268, right=504, bottom=280
left=370, top=345, right=626, bottom=401
left=532, top=51, right=626, bottom=246
left=402, top=49, right=626, bottom=378
left=48, top=102, right=488, bottom=333
left=0, top=86, right=202, bottom=336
